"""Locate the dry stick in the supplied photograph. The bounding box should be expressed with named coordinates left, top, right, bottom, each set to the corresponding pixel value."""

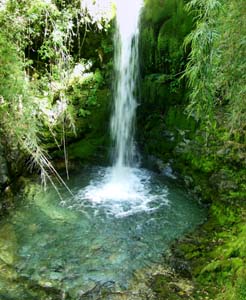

left=41, top=154, right=74, bottom=197
left=77, top=13, right=81, bottom=58
left=63, top=115, right=69, bottom=180
left=81, top=19, right=88, bottom=53
left=40, top=154, right=91, bottom=220
left=20, top=140, right=65, bottom=200
left=48, top=123, right=62, bottom=150
left=21, top=138, right=74, bottom=198
left=40, top=164, right=64, bottom=201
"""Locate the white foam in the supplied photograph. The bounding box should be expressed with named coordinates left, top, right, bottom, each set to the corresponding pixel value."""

left=74, top=167, right=169, bottom=218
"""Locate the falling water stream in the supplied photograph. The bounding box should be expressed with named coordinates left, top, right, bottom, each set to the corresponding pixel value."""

left=0, top=1, right=206, bottom=299
left=111, top=0, right=142, bottom=168
left=76, top=0, right=167, bottom=216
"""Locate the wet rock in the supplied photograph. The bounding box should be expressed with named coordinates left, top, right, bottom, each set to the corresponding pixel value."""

left=38, top=280, right=54, bottom=288
left=169, top=279, right=194, bottom=295
left=53, top=159, right=82, bottom=173
left=78, top=281, right=113, bottom=299
left=150, top=270, right=194, bottom=300
left=165, top=247, right=193, bottom=280
left=0, top=141, right=9, bottom=189
left=183, top=175, right=194, bottom=187
left=168, top=257, right=192, bottom=279
left=28, top=280, right=70, bottom=300
left=209, top=169, right=238, bottom=193
left=162, top=162, right=177, bottom=179
left=151, top=274, right=173, bottom=299
left=146, top=155, right=177, bottom=178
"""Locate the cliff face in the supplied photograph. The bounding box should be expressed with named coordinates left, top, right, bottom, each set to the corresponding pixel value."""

left=138, top=0, right=194, bottom=161
left=137, top=1, right=246, bottom=299
left=138, top=0, right=245, bottom=205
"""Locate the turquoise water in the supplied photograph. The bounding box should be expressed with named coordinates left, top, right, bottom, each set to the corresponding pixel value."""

left=0, top=166, right=206, bottom=299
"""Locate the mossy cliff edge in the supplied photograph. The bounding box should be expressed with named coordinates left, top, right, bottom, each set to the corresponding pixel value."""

left=138, top=0, right=246, bottom=299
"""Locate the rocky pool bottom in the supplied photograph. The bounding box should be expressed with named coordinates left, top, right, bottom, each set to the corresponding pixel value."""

left=0, top=166, right=206, bottom=300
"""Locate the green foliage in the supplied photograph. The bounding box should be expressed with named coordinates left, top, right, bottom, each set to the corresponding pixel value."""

left=183, top=0, right=220, bottom=122
left=184, top=0, right=246, bottom=134
left=198, top=221, right=246, bottom=300
left=235, top=275, right=246, bottom=300
left=0, top=34, right=24, bottom=102
left=165, top=107, right=196, bottom=131
left=1, top=0, right=113, bottom=82
left=0, top=30, right=53, bottom=185
left=0, top=0, right=113, bottom=183
left=67, top=68, right=105, bottom=120
left=176, top=199, right=246, bottom=300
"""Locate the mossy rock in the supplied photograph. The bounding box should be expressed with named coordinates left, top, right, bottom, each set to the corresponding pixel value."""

left=141, top=74, right=184, bottom=109
left=169, top=196, right=246, bottom=300
left=141, top=74, right=169, bottom=106
left=0, top=224, right=17, bottom=265
left=156, top=1, right=192, bottom=73
left=140, top=0, right=192, bottom=74
left=151, top=273, right=194, bottom=300
left=139, top=25, right=156, bottom=74
left=143, top=0, right=178, bottom=25
left=151, top=274, right=181, bottom=300
left=165, top=107, right=196, bottom=132
left=67, top=135, right=109, bottom=162
left=51, top=88, right=111, bottom=163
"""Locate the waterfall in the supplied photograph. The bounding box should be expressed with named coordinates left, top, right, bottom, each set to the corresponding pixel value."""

left=111, top=0, right=143, bottom=169
left=75, top=0, right=169, bottom=216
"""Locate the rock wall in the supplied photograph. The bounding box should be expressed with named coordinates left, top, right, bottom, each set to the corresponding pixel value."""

left=0, top=140, right=9, bottom=190
left=138, top=0, right=194, bottom=161
left=137, top=2, right=246, bottom=299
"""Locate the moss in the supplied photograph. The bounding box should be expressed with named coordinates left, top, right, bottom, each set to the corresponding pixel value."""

left=151, top=274, right=184, bottom=300
left=143, top=0, right=178, bottom=25
left=169, top=197, right=246, bottom=300
left=165, top=107, right=196, bottom=132
left=235, top=274, right=246, bottom=300
left=156, top=1, right=192, bottom=73
left=51, top=86, right=111, bottom=163
left=67, top=135, right=108, bottom=162
left=139, top=2, right=246, bottom=300
left=141, top=74, right=170, bottom=107
left=163, top=133, right=246, bottom=299
left=140, top=26, right=156, bottom=74
left=210, top=202, right=240, bottom=227
left=197, top=219, right=246, bottom=298
left=140, top=0, right=192, bottom=74
left=139, top=0, right=194, bottom=158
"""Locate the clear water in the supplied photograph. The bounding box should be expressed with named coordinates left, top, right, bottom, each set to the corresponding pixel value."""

left=0, top=166, right=206, bottom=299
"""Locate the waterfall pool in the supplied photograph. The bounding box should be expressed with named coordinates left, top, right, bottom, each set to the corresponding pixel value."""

left=0, top=0, right=208, bottom=299
left=0, top=166, right=206, bottom=299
